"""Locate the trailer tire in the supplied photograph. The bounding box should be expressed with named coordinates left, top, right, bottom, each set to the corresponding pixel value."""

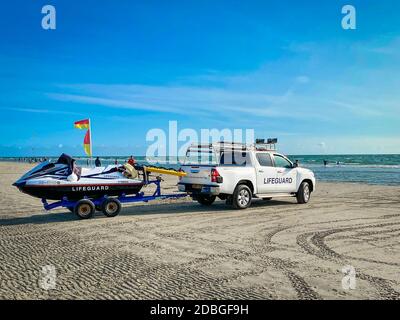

left=102, top=198, right=121, bottom=217
left=74, top=199, right=95, bottom=219
left=232, top=184, right=252, bottom=209
left=297, top=181, right=311, bottom=204
left=197, top=195, right=216, bottom=206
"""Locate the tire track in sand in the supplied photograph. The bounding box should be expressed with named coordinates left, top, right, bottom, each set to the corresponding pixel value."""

left=296, top=221, right=400, bottom=300
left=251, top=226, right=320, bottom=300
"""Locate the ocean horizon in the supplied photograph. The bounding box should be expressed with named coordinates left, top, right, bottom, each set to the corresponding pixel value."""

left=2, top=154, right=399, bottom=186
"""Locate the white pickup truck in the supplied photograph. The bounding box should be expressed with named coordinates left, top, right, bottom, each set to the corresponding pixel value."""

left=178, top=142, right=316, bottom=209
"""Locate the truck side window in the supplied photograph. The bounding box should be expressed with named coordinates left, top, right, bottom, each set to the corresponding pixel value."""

left=220, top=152, right=249, bottom=166
left=256, top=153, right=273, bottom=167
left=273, top=155, right=292, bottom=168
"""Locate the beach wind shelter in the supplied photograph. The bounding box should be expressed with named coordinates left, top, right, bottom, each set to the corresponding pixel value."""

left=74, top=119, right=92, bottom=157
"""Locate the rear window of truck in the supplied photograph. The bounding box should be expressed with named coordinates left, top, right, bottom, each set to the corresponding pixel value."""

left=184, top=150, right=218, bottom=165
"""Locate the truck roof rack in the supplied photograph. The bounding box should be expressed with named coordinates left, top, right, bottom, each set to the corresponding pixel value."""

left=187, top=138, right=278, bottom=153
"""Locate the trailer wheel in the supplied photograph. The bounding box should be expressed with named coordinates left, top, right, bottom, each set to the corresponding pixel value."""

left=232, top=184, right=252, bottom=209
left=102, top=198, right=121, bottom=217
left=197, top=195, right=216, bottom=206
left=74, top=199, right=95, bottom=219
left=296, top=181, right=311, bottom=204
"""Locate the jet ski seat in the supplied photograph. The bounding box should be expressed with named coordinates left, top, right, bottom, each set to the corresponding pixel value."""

left=57, top=153, right=82, bottom=181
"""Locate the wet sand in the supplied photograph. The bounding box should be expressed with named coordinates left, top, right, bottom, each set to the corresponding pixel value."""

left=0, top=162, right=399, bottom=299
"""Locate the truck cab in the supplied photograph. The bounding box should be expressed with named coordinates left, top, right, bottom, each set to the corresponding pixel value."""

left=178, top=142, right=316, bottom=209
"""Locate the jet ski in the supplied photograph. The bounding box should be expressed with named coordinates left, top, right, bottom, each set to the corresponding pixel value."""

left=13, top=154, right=145, bottom=200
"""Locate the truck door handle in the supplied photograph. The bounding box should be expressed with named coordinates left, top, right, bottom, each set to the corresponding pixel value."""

left=277, top=170, right=284, bottom=173
left=258, top=170, right=264, bottom=173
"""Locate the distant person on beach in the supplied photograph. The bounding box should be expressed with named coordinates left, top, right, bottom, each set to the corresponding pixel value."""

left=114, top=159, right=118, bottom=165
left=324, top=160, right=328, bottom=167
left=127, top=155, right=136, bottom=166
left=95, top=157, right=101, bottom=167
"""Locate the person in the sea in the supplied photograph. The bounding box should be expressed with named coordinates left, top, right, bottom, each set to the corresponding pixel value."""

left=95, top=157, right=101, bottom=167
left=324, top=160, right=328, bottom=167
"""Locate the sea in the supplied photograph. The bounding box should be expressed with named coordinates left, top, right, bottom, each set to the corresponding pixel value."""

left=2, top=154, right=400, bottom=186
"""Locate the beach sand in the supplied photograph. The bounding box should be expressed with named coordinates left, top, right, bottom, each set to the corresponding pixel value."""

left=0, top=162, right=399, bottom=299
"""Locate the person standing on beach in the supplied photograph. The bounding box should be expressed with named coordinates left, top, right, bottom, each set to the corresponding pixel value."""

left=95, top=157, right=101, bottom=167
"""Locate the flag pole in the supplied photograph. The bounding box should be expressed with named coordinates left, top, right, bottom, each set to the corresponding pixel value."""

left=89, top=118, right=93, bottom=167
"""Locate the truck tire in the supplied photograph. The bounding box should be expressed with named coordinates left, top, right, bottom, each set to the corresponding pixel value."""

left=74, top=199, right=95, bottom=219
left=197, top=195, right=216, bottom=206
left=296, top=181, right=311, bottom=204
left=232, top=184, right=252, bottom=209
left=102, top=198, right=122, bottom=217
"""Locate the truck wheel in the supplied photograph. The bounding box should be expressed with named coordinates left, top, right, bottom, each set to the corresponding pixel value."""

left=197, top=195, right=216, bottom=206
left=232, top=185, right=252, bottom=209
left=297, top=181, right=311, bottom=204
left=74, top=199, right=95, bottom=219
left=102, top=198, right=121, bottom=217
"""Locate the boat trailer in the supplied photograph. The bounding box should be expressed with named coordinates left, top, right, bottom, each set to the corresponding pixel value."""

left=41, top=178, right=188, bottom=219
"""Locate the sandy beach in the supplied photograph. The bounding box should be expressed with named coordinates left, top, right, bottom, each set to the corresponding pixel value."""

left=0, top=162, right=399, bottom=300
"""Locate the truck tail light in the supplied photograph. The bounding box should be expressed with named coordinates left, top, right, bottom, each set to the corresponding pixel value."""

left=211, top=169, right=223, bottom=183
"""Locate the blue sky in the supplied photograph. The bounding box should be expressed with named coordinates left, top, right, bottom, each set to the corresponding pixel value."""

left=1, top=0, right=399, bottom=156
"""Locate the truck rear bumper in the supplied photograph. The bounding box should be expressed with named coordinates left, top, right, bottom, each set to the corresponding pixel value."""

left=178, top=183, right=220, bottom=195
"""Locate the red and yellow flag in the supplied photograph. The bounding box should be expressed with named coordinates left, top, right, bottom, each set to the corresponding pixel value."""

left=74, top=119, right=92, bottom=156
left=74, top=119, right=90, bottom=130
left=83, top=130, right=92, bottom=156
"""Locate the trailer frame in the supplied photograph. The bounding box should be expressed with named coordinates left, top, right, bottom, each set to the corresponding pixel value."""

left=41, top=179, right=188, bottom=214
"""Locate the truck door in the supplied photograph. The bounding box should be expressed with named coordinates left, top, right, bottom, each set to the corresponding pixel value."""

left=272, top=154, right=297, bottom=192
left=255, top=153, right=278, bottom=194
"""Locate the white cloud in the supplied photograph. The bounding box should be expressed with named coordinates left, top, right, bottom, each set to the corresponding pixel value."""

left=47, top=84, right=319, bottom=121
left=4, top=107, right=83, bottom=116
left=296, top=76, right=310, bottom=84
